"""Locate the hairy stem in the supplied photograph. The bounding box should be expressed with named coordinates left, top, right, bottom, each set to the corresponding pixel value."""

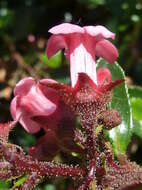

left=1, top=143, right=86, bottom=179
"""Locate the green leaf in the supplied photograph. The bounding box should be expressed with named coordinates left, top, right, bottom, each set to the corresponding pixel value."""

left=130, top=98, right=142, bottom=120
left=132, top=119, right=142, bottom=138
left=129, top=86, right=142, bottom=99
left=40, top=51, right=62, bottom=69
left=56, top=76, right=70, bottom=84
left=0, top=180, right=10, bottom=190
left=13, top=174, right=28, bottom=188
left=128, top=86, right=142, bottom=138
left=97, top=58, right=133, bottom=154
left=44, top=184, right=56, bottom=190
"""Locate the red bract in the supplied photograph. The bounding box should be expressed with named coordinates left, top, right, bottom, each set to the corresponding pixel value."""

left=47, top=23, right=118, bottom=86
left=39, top=69, right=123, bottom=127
left=38, top=69, right=123, bottom=185
left=0, top=121, right=16, bottom=142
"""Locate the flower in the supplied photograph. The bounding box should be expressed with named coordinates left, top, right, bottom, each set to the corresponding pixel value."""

left=10, top=77, right=83, bottom=160
left=47, top=23, right=118, bottom=87
left=10, top=77, right=58, bottom=133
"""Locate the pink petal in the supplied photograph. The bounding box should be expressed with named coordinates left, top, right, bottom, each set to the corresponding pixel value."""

left=84, top=25, right=115, bottom=39
left=32, top=101, right=75, bottom=133
left=95, top=39, right=118, bottom=63
left=11, top=78, right=58, bottom=134
left=69, top=34, right=97, bottom=86
left=20, top=116, right=41, bottom=133
left=48, top=23, right=83, bottom=34
left=10, top=96, right=21, bottom=121
left=14, top=77, right=35, bottom=96
left=97, top=68, right=112, bottom=85
left=10, top=97, right=40, bottom=133
left=46, top=35, right=67, bottom=59
left=38, top=79, right=59, bottom=105
left=19, top=86, right=57, bottom=117
left=39, top=78, right=57, bottom=84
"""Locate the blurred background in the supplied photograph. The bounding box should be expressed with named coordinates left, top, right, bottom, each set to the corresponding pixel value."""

left=0, top=0, right=142, bottom=189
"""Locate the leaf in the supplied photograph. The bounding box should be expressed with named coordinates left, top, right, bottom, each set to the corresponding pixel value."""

left=40, top=51, right=62, bottom=69
left=0, top=180, right=10, bottom=190
left=129, top=86, right=142, bottom=99
left=97, top=58, right=133, bottom=154
left=130, top=98, right=142, bottom=121
left=128, top=86, right=142, bottom=138
left=132, top=119, right=142, bottom=139
left=44, top=184, right=56, bottom=190
left=13, top=174, right=28, bottom=188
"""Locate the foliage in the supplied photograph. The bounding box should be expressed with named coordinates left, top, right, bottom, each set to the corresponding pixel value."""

left=129, top=86, right=142, bottom=138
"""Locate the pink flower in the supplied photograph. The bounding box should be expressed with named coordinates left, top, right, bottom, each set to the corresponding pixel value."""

left=10, top=77, right=59, bottom=133
left=10, top=77, right=83, bottom=160
left=47, top=23, right=118, bottom=87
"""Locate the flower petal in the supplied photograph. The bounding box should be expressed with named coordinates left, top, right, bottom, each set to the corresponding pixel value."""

left=95, top=39, right=118, bottom=63
left=14, top=77, right=35, bottom=96
left=32, top=101, right=75, bottom=133
left=84, top=25, right=115, bottom=39
left=10, top=96, right=41, bottom=133
left=46, top=35, right=67, bottom=59
left=20, top=116, right=41, bottom=133
left=97, top=68, right=112, bottom=85
left=11, top=78, right=58, bottom=133
left=38, top=79, right=59, bottom=105
left=18, top=86, right=57, bottom=117
left=10, top=96, right=21, bottom=121
left=48, top=23, right=83, bottom=34
left=69, top=35, right=97, bottom=86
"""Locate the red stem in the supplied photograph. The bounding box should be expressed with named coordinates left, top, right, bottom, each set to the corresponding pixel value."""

left=1, top=143, right=86, bottom=179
